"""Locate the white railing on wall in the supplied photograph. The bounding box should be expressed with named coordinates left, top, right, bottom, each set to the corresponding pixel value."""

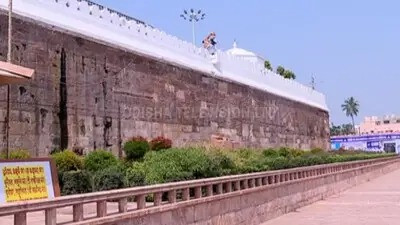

left=0, top=0, right=328, bottom=111
left=215, top=51, right=327, bottom=110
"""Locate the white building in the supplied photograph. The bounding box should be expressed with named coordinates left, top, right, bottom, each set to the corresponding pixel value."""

left=226, top=41, right=265, bottom=66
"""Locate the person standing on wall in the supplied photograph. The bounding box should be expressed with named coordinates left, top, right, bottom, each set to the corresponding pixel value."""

left=202, top=32, right=217, bottom=55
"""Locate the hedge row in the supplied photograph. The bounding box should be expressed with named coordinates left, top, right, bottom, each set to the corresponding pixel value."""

left=51, top=147, right=396, bottom=196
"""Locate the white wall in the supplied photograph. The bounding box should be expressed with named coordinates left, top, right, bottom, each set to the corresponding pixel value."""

left=0, top=0, right=328, bottom=111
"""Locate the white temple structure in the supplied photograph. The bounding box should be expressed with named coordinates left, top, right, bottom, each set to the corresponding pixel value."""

left=226, top=41, right=265, bottom=66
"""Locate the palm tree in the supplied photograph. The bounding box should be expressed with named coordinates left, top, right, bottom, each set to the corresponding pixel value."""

left=341, top=97, right=360, bottom=133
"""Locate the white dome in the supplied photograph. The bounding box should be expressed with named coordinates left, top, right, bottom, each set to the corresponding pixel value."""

left=226, top=41, right=258, bottom=57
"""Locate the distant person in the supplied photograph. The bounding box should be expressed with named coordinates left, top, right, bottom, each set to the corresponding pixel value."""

left=202, top=32, right=217, bottom=55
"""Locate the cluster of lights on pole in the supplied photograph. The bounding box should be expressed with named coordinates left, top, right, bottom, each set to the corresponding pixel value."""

left=180, top=8, right=206, bottom=45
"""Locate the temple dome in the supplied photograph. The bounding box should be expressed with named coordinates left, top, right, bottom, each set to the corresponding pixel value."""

left=226, top=41, right=265, bottom=65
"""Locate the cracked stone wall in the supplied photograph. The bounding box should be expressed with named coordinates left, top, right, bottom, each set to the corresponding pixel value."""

left=0, top=12, right=329, bottom=156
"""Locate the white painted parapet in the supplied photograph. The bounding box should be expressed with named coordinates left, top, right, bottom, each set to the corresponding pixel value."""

left=0, top=0, right=328, bottom=111
left=215, top=51, right=328, bottom=110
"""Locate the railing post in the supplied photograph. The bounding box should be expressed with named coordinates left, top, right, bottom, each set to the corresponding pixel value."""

left=262, top=177, right=268, bottom=185
left=182, top=188, right=190, bottom=201
left=234, top=181, right=240, bottom=190
left=14, top=212, right=27, bottom=225
left=242, top=180, right=249, bottom=189
left=195, top=186, right=202, bottom=199
left=154, top=192, right=162, bottom=206
left=206, top=185, right=213, bottom=196
left=168, top=190, right=177, bottom=203
left=117, top=198, right=128, bottom=213
left=216, top=183, right=223, bottom=194
left=73, top=203, right=84, bottom=222
left=97, top=200, right=107, bottom=217
left=274, top=175, right=279, bottom=183
left=225, top=182, right=232, bottom=193
left=256, top=178, right=262, bottom=186
left=249, top=179, right=255, bottom=188
left=137, top=194, right=146, bottom=209
left=45, top=208, right=57, bottom=225
left=268, top=176, right=273, bottom=184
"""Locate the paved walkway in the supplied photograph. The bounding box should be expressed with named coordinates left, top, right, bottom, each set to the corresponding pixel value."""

left=262, top=169, right=400, bottom=225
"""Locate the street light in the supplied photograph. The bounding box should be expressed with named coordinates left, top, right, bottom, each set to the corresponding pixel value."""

left=180, top=8, right=206, bottom=45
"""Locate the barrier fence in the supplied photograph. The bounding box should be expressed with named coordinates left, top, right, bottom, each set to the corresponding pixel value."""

left=0, top=156, right=398, bottom=225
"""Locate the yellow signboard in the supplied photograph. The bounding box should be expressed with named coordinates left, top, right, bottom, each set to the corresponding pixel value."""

left=3, top=165, right=49, bottom=202
left=0, top=159, right=60, bottom=204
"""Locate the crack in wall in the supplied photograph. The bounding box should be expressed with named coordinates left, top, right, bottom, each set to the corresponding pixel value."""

left=59, top=48, right=68, bottom=149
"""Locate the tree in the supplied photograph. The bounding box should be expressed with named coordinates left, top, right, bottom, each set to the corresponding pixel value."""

left=276, top=66, right=296, bottom=80
left=330, top=123, right=341, bottom=136
left=341, top=97, right=360, bottom=133
left=276, top=66, right=285, bottom=76
left=283, top=70, right=296, bottom=79
left=264, top=60, right=272, bottom=70
left=330, top=123, right=354, bottom=136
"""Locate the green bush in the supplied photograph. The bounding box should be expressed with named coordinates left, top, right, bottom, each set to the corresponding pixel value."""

left=0, top=149, right=32, bottom=159
left=265, top=156, right=290, bottom=170
left=230, top=149, right=268, bottom=173
left=51, top=145, right=397, bottom=194
left=93, top=165, right=125, bottom=192
left=84, top=149, right=119, bottom=172
left=123, top=140, right=150, bottom=161
left=150, top=136, right=172, bottom=151
left=9, top=149, right=31, bottom=159
left=310, top=148, right=325, bottom=154
left=51, top=150, right=83, bottom=173
left=139, top=148, right=222, bottom=184
left=276, top=147, right=305, bottom=158
left=61, top=170, right=92, bottom=195
left=207, top=150, right=236, bottom=176
left=125, top=162, right=146, bottom=187
left=277, top=147, right=292, bottom=157
left=262, top=148, right=279, bottom=158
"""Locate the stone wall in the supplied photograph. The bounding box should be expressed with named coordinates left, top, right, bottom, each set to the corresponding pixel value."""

left=0, top=11, right=329, bottom=156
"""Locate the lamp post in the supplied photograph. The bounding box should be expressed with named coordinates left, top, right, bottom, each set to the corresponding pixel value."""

left=180, top=9, right=206, bottom=45
left=6, top=0, right=13, bottom=158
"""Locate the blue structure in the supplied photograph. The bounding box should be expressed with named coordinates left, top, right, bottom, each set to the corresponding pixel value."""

left=331, top=133, right=400, bottom=153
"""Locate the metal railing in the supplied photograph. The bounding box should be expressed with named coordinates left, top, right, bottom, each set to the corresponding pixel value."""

left=0, top=156, right=397, bottom=225
left=77, top=0, right=150, bottom=27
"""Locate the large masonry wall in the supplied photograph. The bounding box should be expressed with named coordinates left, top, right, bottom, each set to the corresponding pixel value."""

left=0, top=12, right=329, bottom=156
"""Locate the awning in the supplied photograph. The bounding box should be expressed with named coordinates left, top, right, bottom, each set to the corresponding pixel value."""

left=0, top=61, right=34, bottom=85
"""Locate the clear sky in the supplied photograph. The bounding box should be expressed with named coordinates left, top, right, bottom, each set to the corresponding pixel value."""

left=93, top=0, right=399, bottom=125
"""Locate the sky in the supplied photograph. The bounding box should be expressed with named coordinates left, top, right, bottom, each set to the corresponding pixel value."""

left=93, top=0, right=400, bottom=125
